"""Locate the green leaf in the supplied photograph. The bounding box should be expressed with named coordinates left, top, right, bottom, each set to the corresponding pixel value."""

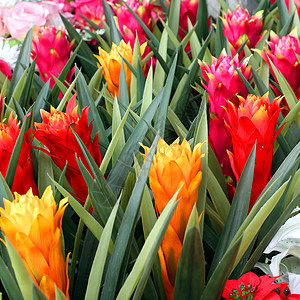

left=32, top=284, right=47, bottom=300
left=8, top=28, right=32, bottom=102
left=200, top=236, right=242, bottom=299
left=278, top=0, right=290, bottom=29
left=88, top=68, right=103, bottom=100
left=172, top=30, right=213, bottom=117
left=38, top=144, right=55, bottom=197
left=116, top=186, right=179, bottom=299
left=5, top=69, right=27, bottom=120
left=173, top=207, right=205, bottom=299
left=167, top=107, right=188, bottom=140
left=33, top=81, right=50, bottom=123
left=231, top=180, right=289, bottom=270
left=0, top=173, right=14, bottom=206
left=207, top=167, right=230, bottom=223
left=85, top=198, right=120, bottom=300
left=60, top=14, right=97, bottom=78
left=235, top=66, right=256, bottom=95
left=196, top=0, right=209, bottom=41
left=193, top=97, right=208, bottom=234
left=101, top=135, right=160, bottom=299
left=55, top=286, right=68, bottom=300
left=107, top=87, right=161, bottom=195
left=50, top=39, right=83, bottom=104
left=0, top=256, right=22, bottom=300
left=153, top=27, right=168, bottom=93
left=75, top=67, right=109, bottom=150
left=102, top=101, right=133, bottom=173
left=139, top=186, right=166, bottom=300
left=50, top=179, right=106, bottom=244
left=215, top=17, right=225, bottom=58
left=5, top=237, right=35, bottom=299
left=119, top=61, right=130, bottom=107
left=154, top=52, right=178, bottom=138
left=208, top=144, right=256, bottom=277
left=140, top=64, right=153, bottom=117
left=56, top=71, right=80, bottom=112
left=101, top=0, right=122, bottom=45
left=18, top=57, right=36, bottom=109
left=167, top=0, right=180, bottom=38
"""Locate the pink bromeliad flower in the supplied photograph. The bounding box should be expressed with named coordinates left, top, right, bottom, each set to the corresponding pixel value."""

left=71, top=0, right=105, bottom=28
left=31, top=26, right=75, bottom=89
left=222, top=6, right=264, bottom=56
left=258, top=31, right=300, bottom=113
left=199, top=50, right=251, bottom=192
left=113, top=0, right=162, bottom=48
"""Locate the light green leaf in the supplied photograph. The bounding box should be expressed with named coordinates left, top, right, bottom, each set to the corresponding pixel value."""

left=5, top=237, right=35, bottom=299
left=116, top=188, right=180, bottom=299
left=85, top=198, right=120, bottom=300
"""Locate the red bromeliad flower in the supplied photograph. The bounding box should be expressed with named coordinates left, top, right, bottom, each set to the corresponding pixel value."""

left=34, top=95, right=101, bottom=205
left=258, top=31, right=300, bottom=114
left=31, top=26, right=75, bottom=89
left=222, top=6, right=264, bottom=57
left=222, top=272, right=300, bottom=299
left=225, top=94, right=283, bottom=210
left=199, top=50, right=251, bottom=189
left=0, top=114, right=38, bottom=195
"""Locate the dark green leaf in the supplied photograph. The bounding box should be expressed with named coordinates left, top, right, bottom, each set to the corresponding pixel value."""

left=174, top=227, right=205, bottom=299
left=101, top=0, right=122, bottom=45
left=8, top=28, right=32, bottom=102
left=101, top=135, right=160, bottom=299
left=208, top=144, right=256, bottom=277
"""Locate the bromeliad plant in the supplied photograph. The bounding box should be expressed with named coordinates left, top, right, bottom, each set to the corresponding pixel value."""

left=0, top=0, right=299, bottom=299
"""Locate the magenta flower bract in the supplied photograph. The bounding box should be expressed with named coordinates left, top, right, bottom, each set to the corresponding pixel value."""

left=199, top=50, right=251, bottom=186
left=259, top=31, right=300, bottom=102
left=222, top=6, right=264, bottom=56
left=31, top=26, right=75, bottom=89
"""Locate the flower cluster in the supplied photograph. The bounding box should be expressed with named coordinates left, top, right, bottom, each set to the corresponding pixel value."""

left=0, top=186, right=69, bottom=299
left=141, top=138, right=204, bottom=299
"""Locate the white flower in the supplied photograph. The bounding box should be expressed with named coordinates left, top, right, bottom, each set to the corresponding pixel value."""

left=0, top=38, right=20, bottom=69
left=256, top=208, right=300, bottom=294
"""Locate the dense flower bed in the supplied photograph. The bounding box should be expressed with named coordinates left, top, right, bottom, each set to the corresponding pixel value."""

left=0, top=0, right=299, bottom=299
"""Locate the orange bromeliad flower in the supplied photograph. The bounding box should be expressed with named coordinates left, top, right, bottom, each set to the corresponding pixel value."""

left=94, top=40, right=146, bottom=98
left=0, top=113, right=38, bottom=195
left=225, top=94, right=283, bottom=210
left=34, top=95, right=101, bottom=205
left=0, top=186, right=69, bottom=299
left=141, top=138, right=204, bottom=299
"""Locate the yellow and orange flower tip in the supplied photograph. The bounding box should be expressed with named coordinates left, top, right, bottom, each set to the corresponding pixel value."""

left=0, top=186, right=69, bottom=300
left=94, top=40, right=147, bottom=98
left=141, top=138, right=205, bottom=299
left=225, top=93, right=283, bottom=210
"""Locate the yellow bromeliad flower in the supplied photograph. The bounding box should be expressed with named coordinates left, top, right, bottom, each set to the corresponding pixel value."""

left=0, top=186, right=69, bottom=299
left=141, top=138, right=205, bottom=299
left=95, top=40, right=146, bottom=98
